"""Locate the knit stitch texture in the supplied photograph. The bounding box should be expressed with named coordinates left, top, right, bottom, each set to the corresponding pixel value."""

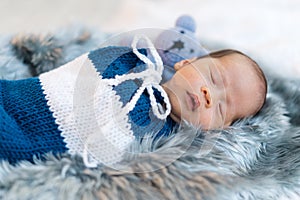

left=0, top=78, right=67, bottom=164
left=88, top=47, right=176, bottom=140
left=0, top=46, right=176, bottom=165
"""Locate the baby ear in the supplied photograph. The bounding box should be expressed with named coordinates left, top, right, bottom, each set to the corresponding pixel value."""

left=174, top=57, right=197, bottom=71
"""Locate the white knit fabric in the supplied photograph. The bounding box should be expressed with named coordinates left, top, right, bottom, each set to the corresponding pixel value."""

left=39, top=35, right=170, bottom=167
left=39, top=54, right=133, bottom=167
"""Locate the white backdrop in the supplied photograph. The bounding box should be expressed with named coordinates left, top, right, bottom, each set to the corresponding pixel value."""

left=0, top=0, right=299, bottom=78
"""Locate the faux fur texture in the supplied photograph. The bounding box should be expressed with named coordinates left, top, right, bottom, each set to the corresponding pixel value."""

left=0, top=25, right=108, bottom=79
left=0, top=27, right=300, bottom=200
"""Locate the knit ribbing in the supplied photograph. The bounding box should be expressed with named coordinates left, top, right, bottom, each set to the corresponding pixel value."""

left=0, top=46, right=177, bottom=165
left=0, top=78, right=67, bottom=164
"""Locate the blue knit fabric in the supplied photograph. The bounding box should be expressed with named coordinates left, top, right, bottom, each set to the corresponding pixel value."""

left=0, top=46, right=177, bottom=164
left=88, top=46, right=177, bottom=140
left=0, top=78, right=67, bottom=164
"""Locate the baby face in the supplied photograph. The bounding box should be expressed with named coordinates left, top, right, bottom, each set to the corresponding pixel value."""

left=162, top=54, right=261, bottom=129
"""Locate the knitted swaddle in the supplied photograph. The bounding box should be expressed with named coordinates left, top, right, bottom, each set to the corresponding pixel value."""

left=0, top=35, right=176, bottom=167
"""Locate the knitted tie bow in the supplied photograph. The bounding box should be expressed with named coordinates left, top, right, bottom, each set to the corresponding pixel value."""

left=102, top=34, right=171, bottom=120
left=39, top=34, right=171, bottom=168
left=82, top=35, right=171, bottom=167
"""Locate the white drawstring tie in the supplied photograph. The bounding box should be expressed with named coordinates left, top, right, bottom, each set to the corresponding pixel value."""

left=82, top=35, right=171, bottom=168
left=103, top=34, right=171, bottom=120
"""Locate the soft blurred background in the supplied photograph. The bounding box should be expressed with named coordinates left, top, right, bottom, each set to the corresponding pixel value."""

left=0, top=0, right=299, bottom=78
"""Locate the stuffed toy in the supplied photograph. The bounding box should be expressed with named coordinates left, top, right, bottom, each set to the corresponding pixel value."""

left=118, top=15, right=208, bottom=82
left=154, top=15, right=208, bottom=81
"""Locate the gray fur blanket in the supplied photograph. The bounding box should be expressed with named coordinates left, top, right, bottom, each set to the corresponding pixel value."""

left=0, top=27, right=300, bottom=200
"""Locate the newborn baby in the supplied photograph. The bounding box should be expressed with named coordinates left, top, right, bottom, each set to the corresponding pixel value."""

left=0, top=36, right=267, bottom=166
left=163, top=49, right=267, bottom=129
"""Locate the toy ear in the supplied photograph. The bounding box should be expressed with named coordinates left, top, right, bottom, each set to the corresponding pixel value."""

left=175, top=15, right=196, bottom=33
left=155, top=14, right=208, bottom=68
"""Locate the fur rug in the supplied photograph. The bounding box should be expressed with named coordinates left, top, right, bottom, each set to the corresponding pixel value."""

left=0, top=27, right=300, bottom=200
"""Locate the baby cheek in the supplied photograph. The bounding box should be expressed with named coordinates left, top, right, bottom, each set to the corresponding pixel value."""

left=179, top=71, right=203, bottom=88
left=197, top=110, right=216, bottom=130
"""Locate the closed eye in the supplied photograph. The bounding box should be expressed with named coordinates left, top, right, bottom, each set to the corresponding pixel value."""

left=218, top=103, right=224, bottom=121
left=210, top=65, right=224, bottom=87
left=209, top=66, right=215, bottom=85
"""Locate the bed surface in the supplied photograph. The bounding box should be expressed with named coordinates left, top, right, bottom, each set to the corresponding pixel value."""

left=0, top=26, right=299, bottom=199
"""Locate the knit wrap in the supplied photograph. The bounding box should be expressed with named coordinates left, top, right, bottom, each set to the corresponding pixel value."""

left=0, top=36, right=177, bottom=166
left=0, top=78, right=68, bottom=163
left=40, top=52, right=135, bottom=166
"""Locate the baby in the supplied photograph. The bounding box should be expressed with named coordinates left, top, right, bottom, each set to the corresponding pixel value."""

left=163, top=49, right=267, bottom=130
left=0, top=36, right=267, bottom=166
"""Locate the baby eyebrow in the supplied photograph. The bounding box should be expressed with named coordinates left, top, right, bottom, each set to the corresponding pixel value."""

left=218, top=66, right=228, bottom=87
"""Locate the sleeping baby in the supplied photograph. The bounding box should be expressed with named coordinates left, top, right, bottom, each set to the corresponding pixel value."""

left=0, top=35, right=267, bottom=167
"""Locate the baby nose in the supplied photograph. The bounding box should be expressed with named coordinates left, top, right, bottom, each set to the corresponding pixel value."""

left=201, top=86, right=212, bottom=108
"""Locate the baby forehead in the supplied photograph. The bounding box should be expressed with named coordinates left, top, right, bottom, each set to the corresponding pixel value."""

left=215, top=54, right=258, bottom=75
left=208, top=55, right=261, bottom=88
left=194, top=53, right=249, bottom=67
left=216, top=53, right=253, bottom=66
left=192, top=53, right=260, bottom=82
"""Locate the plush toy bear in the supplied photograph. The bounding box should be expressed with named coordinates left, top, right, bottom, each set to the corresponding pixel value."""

left=107, top=15, right=208, bottom=82
left=155, top=15, right=208, bottom=67
left=154, top=15, right=208, bottom=82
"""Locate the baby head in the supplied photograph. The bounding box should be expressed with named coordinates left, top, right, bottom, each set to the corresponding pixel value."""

left=162, top=49, right=267, bottom=130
